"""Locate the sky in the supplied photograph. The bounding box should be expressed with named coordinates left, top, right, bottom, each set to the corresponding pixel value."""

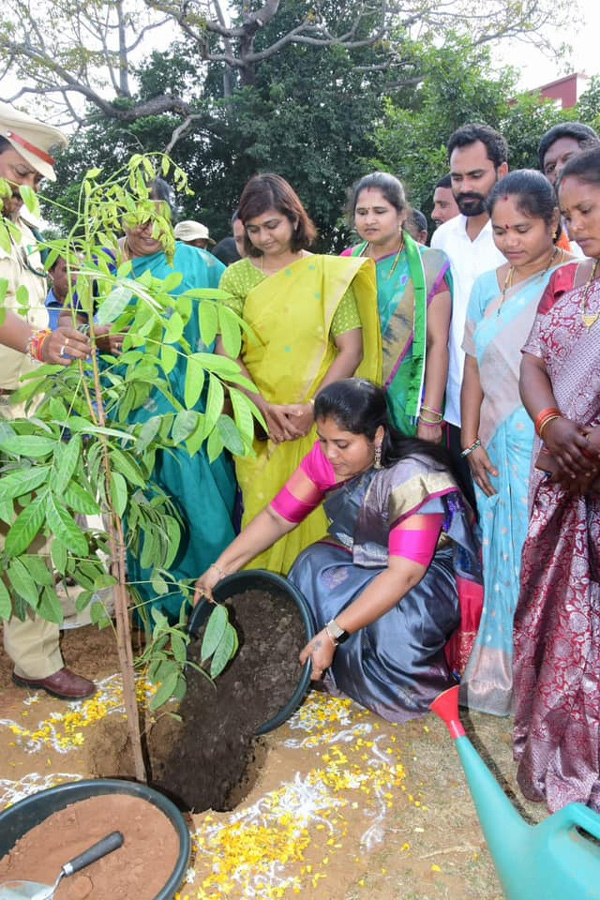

left=491, top=0, right=600, bottom=91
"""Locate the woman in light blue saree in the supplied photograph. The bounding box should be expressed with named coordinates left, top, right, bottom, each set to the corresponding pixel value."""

left=460, top=170, right=572, bottom=715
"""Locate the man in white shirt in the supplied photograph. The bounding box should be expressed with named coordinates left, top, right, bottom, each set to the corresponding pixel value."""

left=431, top=123, right=508, bottom=505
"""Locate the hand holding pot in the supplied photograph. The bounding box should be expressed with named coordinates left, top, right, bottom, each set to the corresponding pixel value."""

left=299, top=629, right=336, bottom=680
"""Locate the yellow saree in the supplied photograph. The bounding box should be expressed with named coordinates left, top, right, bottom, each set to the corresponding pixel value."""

left=235, top=254, right=381, bottom=573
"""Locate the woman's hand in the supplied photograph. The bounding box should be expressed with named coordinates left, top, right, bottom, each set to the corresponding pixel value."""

left=193, top=566, right=223, bottom=605
left=299, top=629, right=336, bottom=680
left=543, top=417, right=596, bottom=479
left=417, top=421, right=444, bottom=444
left=263, top=403, right=304, bottom=444
left=282, top=403, right=314, bottom=438
left=43, top=327, right=91, bottom=365
left=467, top=445, right=498, bottom=497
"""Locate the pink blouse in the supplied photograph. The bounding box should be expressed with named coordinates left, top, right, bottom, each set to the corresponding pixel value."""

left=271, top=443, right=443, bottom=567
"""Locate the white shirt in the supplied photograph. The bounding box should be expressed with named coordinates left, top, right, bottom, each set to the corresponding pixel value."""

left=431, top=215, right=506, bottom=427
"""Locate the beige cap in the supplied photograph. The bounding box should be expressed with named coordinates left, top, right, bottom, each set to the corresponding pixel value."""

left=0, top=101, right=67, bottom=182
left=174, top=220, right=216, bottom=244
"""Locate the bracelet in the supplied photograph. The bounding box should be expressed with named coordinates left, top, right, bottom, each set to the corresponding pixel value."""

left=461, top=439, right=481, bottom=457
left=324, top=624, right=339, bottom=647
left=420, top=404, right=443, bottom=417
left=419, top=413, right=444, bottom=424
left=538, top=415, right=562, bottom=439
left=419, top=419, right=443, bottom=428
left=210, top=563, right=228, bottom=579
left=25, top=328, right=51, bottom=362
left=534, top=406, right=561, bottom=437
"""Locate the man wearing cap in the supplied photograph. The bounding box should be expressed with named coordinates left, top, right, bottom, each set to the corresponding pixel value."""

left=0, top=100, right=96, bottom=700
left=174, top=220, right=216, bottom=251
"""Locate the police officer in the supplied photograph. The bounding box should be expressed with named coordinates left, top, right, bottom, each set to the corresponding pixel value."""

left=0, top=101, right=95, bottom=699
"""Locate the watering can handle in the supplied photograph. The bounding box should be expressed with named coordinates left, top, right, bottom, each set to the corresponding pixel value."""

left=551, top=803, right=600, bottom=841
left=62, top=831, right=124, bottom=876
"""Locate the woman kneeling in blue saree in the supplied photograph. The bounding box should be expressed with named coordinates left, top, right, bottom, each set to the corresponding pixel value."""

left=194, top=379, right=482, bottom=723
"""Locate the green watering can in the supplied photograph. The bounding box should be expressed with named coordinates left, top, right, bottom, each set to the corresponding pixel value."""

left=430, top=685, right=600, bottom=900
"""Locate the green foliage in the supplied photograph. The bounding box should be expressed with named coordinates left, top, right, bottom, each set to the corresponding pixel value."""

left=0, top=153, right=258, bottom=708
left=138, top=601, right=238, bottom=709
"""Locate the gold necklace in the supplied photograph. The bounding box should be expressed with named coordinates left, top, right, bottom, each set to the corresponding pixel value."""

left=581, top=258, right=600, bottom=329
left=497, top=247, right=562, bottom=317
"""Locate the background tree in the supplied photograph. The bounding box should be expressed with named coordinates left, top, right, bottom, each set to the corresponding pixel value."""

left=1, top=0, right=576, bottom=245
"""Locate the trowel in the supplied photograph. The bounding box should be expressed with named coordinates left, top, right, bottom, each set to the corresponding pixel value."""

left=0, top=830, right=123, bottom=900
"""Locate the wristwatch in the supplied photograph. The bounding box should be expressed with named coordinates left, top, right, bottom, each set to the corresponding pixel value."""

left=326, top=618, right=349, bottom=644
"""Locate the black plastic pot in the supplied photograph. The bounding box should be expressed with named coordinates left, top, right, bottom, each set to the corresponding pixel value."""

left=188, top=569, right=315, bottom=734
left=0, top=779, right=190, bottom=900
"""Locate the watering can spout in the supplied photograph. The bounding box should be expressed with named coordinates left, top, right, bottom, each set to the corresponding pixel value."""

left=429, top=687, right=600, bottom=900
left=430, top=686, right=466, bottom=740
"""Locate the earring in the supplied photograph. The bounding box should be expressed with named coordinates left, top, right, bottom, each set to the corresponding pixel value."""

left=374, top=444, right=382, bottom=469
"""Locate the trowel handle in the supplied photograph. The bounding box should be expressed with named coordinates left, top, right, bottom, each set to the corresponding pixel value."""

left=63, top=831, right=124, bottom=876
left=550, top=803, right=600, bottom=841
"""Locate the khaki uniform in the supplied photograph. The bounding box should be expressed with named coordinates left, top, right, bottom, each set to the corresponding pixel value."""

left=1, top=215, right=64, bottom=678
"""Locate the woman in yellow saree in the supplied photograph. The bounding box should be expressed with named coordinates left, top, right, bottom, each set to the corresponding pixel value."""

left=218, top=174, right=381, bottom=573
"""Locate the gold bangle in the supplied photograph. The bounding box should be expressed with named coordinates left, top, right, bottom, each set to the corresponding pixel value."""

left=538, top=415, right=561, bottom=439
left=210, top=563, right=228, bottom=579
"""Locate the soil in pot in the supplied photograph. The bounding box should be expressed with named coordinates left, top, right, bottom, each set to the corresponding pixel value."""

left=150, top=587, right=307, bottom=812
left=0, top=794, right=180, bottom=899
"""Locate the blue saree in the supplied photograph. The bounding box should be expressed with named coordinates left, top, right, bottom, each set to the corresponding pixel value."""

left=125, top=243, right=237, bottom=621
left=288, top=455, right=482, bottom=723
left=460, top=263, right=566, bottom=715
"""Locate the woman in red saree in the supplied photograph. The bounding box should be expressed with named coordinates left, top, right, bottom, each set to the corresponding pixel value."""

left=514, top=147, right=600, bottom=813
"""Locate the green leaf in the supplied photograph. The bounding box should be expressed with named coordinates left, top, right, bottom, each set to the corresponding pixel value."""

left=201, top=603, right=228, bottom=661
left=22, top=554, right=53, bottom=586
left=7, top=558, right=40, bottom=606
left=160, top=343, right=178, bottom=375
left=184, top=355, right=205, bottom=410
left=150, top=572, right=169, bottom=595
left=0, top=435, right=57, bottom=459
left=150, top=667, right=179, bottom=710
left=230, top=387, right=262, bottom=449
left=204, top=374, right=224, bottom=437
left=162, top=516, right=181, bottom=569
left=0, top=498, right=13, bottom=525
left=140, top=527, right=159, bottom=570
left=218, top=304, right=242, bottom=358
left=63, top=482, right=101, bottom=515
left=0, top=580, right=13, bottom=619
left=162, top=271, right=183, bottom=293
left=171, top=632, right=188, bottom=665
left=216, top=414, right=245, bottom=456
left=95, top=285, right=134, bottom=324
left=54, top=435, right=82, bottom=494
left=0, top=465, right=50, bottom=500
left=137, top=416, right=161, bottom=454
left=198, top=301, right=219, bottom=346
left=184, top=414, right=207, bottom=457
left=4, top=496, right=46, bottom=557
left=52, top=539, right=68, bottom=575
left=172, top=410, right=198, bottom=445
left=46, top=495, right=88, bottom=557
left=206, top=427, right=224, bottom=463
left=37, top=586, right=63, bottom=624
left=109, top=448, right=146, bottom=488
left=19, top=184, right=40, bottom=217
left=110, top=470, right=128, bottom=517
left=164, top=311, right=184, bottom=344
left=16, top=284, right=29, bottom=309
left=210, top=622, right=237, bottom=679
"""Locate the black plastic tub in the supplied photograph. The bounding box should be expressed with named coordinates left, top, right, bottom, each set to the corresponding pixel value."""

left=0, top=779, right=190, bottom=900
left=188, top=568, right=314, bottom=734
